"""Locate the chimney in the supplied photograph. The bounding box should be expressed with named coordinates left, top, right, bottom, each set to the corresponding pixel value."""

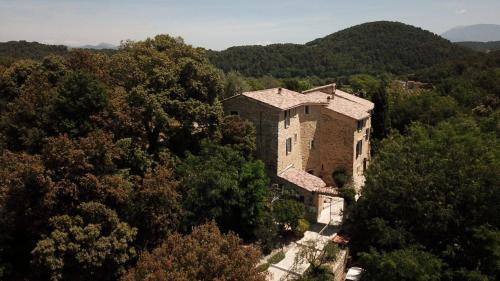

left=278, top=87, right=282, bottom=95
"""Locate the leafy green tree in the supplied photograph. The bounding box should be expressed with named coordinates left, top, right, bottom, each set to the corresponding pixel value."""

left=272, top=198, right=305, bottom=234
left=349, top=74, right=380, bottom=97
left=122, top=222, right=266, bottom=281
left=223, top=71, right=251, bottom=98
left=359, top=248, right=443, bottom=281
left=349, top=118, right=499, bottom=279
left=220, top=115, right=256, bottom=158
left=177, top=142, right=269, bottom=240
left=32, top=202, right=137, bottom=281
left=371, top=85, right=391, bottom=139
left=50, top=71, right=109, bottom=137
left=389, top=91, right=459, bottom=133
left=109, top=35, right=224, bottom=155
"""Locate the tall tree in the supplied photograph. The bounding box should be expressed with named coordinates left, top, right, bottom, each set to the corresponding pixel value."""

left=122, top=222, right=266, bottom=281
left=177, top=142, right=269, bottom=240
left=349, top=117, right=499, bottom=279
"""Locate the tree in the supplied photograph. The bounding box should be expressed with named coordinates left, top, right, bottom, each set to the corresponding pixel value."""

left=32, top=202, right=137, bottom=281
left=220, top=115, right=256, bottom=158
left=348, top=118, right=500, bottom=279
left=359, top=248, right=443, bottom=281
left=122, top=222, right=266, bottom=281
left=0, top=151, right=53, bottom=279
left=177, top=142, right=270, bottom=240
left=223, top=71, right=250, bottom=98
left=109, top=35, right=224, bottom=155
left=50, top=71, right=109, bottom=137
left=129, top=167, right=182, bottom=250
left=272, top=198, right=305, bottom=234
left=370, top=85, right=391, bottom=139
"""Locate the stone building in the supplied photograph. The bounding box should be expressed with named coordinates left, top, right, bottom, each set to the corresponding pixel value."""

left=222, top=84, right=374, bottom=221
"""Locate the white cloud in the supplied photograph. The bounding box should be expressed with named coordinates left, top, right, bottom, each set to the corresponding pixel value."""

left=456, top=8, right=467, bottom=15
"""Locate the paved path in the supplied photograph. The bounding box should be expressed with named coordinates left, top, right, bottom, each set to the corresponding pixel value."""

left=266, top=198, right=344, bottom=281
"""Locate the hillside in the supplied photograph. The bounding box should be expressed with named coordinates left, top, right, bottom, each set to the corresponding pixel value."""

left=0, top=40, right=69, bottom=65
left=456, top=41, right=500, bottom=53
left=208, top=21, right=472, bottom=78
left=442, top=24, right=500, bottom=42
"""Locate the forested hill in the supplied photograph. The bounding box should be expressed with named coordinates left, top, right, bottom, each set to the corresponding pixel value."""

left=0, top=41, right=117, bottom=66
left=0, top=41, right=69, bottom=65
left=208, top=21, right=472, bottom=77
left=456, top=41, right=500, bottom=53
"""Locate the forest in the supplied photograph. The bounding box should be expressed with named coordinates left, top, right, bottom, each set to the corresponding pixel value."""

left=0, top=21, right=499, bottom=281
left=208, top=21, right=473, bottom=78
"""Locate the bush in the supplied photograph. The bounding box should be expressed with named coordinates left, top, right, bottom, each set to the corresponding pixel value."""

left=267, top=251, right=285, bottom=264
left=294, top=218, right=310, bottom=237
left=322, top=241, right=340, bottom=262
left=339, top=186, right=356, bottom=205
left=256, top=263, right=270, bottom=272
left=332, top=169, right=348, bottom=187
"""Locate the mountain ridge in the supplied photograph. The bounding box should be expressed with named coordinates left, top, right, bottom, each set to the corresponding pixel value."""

left=441, top=24, right=500, bottom=42
left=209, top=21, right=472, bottom=78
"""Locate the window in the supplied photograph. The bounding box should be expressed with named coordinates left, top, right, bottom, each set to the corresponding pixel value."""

left=284, top=110, right=291, bottom=128
left=365, top=128, right=370, bottom=140
left=305, top=105, right=310, bottom=114
left=286, top=138, right=292, bottom=155
left=294, top=134, right=297, bottom=143
left=357, top=119, right=366, bottom=131
left=230, top=111, right=239, bottom=116
left=310, top=139, right=315, bottom=149
left=307, top=170, right=314, bottom=175
left=356, top=140, right=363, bottom=158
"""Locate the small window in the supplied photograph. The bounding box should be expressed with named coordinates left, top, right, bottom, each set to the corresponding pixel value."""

left=305, top=105, right=310, bottom=115
left=284, top=110, right=291, bottom=128
left=365, top=128, right=370, bottom=140
left=357, top=119, right=366, bottom=131
left=294, top=134, right=297, bottom=143
left=286, top=137, right=292, bottom=155
left=307, top=170, right=314, bottom=175
left=356, top=140, right=363, bottom=158
left=230, top=111, right=239, bottom=116
left=310, top=139, right=315, bottom=149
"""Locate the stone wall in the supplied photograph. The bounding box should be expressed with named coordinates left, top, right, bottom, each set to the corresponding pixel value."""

left=319, top=109, right=355, bottom=186
left=298, top=105, right=322, bottom=176
left=352, top=116, right=371, bottom=189
left=222, top=96, right=280, bottom=174
left=277, top=107, right=303, bottom=173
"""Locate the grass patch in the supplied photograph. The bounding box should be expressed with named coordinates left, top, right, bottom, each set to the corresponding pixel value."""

left=267, top=251, right=286, bottom=264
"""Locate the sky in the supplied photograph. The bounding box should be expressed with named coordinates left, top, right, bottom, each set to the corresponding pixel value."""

left=1, top=0, right=499, bottom=50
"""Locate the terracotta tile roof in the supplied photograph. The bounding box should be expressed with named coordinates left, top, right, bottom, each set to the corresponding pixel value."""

left=279, top=167, right=326, bottom=192
left=305, top=89, right=374, bottom=120
left=302, top=83, right=336, bottom=95
left=240, top=88, right=329, bottom=110
left=335, top=90, right=374, bottom=110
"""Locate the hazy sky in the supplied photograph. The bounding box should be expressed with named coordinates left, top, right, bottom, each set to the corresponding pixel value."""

left=1, top=0, right=499, bottom=50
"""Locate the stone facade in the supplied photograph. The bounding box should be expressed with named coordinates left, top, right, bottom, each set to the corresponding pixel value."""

left=222, top=85, right=373, bottom=220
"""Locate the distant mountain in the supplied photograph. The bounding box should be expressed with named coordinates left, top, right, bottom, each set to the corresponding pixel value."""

left=0, top=41, right=117, bottom=66
left=442, top=24, right=500, bottom=42
left=76, top=42, right=118, bottom=50
left=455, top=41, right=500, bottom=53
left=209, top=21, right=472, bottom=78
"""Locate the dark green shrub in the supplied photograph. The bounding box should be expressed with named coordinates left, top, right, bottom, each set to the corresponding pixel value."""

left=339, top=186, right=356, bottom=205
left=332, top=169, right=348, bottom=187
left=267, top=251, right=285, bottom=264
